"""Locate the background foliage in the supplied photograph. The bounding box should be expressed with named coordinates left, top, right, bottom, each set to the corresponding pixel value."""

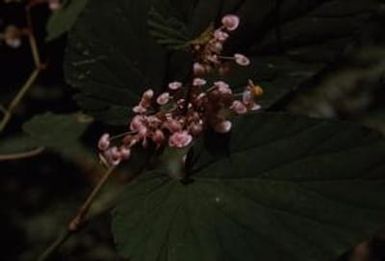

left=1, top=0, right=385, bottom=260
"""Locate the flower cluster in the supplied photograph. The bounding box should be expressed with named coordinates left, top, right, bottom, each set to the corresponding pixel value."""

left=192, top=15, right=250, bottom=76
left=98, top=15, right=263, bottom=167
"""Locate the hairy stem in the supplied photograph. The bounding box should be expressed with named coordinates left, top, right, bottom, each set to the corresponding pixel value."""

left=36, top=166, right=116, bottom=261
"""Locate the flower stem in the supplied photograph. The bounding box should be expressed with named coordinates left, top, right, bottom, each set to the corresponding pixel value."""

left=37, top=230, right=72, bottom=261
left=0, top=4, right=44, bottom=134
left=68, top=166, right=116, bottom=231
left=36, top=166, right=116, bottom=261
left=0, top=68, right=40, bottom=133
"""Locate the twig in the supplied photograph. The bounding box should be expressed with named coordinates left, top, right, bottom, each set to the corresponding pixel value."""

left=37, top=166, right=116, bottom=261
left=25, top=4, right=42, bottom=68
left=37, top=230, right=72, bottom=261
left=0, top=3, right=45, bottom=134
left=0, top=146, right=44, bottom=161
left=0, top=68, right=40, bottom=133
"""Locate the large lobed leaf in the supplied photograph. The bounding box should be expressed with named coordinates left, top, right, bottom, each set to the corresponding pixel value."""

left=113, top=113, right=385, bottom=261
left=65, top=0, right=379, bottom=125
left=64, top=0, right=168, bottom=125
left=46, top=0, right=89, bottom=41
left=22, top=112, right=91, bottom=157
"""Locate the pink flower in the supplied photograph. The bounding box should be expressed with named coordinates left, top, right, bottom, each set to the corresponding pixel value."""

left=242, top=89, right=262, bottom=111
left=119, top=146, right=131, bottom=159
left=169, top=131, right=193, bottom=148
left=213, top=30, right=229, bottom=42
left=234, top=53, right=250, bottom=66
left=214, top=120, right=232, bottom=133
left=193, top=78, right=207, bottom=86
left=133, top=105, right=146, bottom=114
left=156, top=92, right=170, bottom=105
left=168, top=81, right=182, bottom=90
left=143, top=89, right=154, bottom=99
left=231, top=100, right=247, bottom=114
left=189, top=123, right=203, bottom=136
left=130, top=115, right=145, bottom=132
left=104, top=146, right=122, bottom=166
left=221, top=15, right=240, bottom=31
left=214, top=81, right=232, bottom=94
left=193, top=63, right=205, bottom=75
left=98, top=133, right=110, bottom=151
left=152, top=129, right=165, bottom=144
left=163, top=118, right=182, bottom=132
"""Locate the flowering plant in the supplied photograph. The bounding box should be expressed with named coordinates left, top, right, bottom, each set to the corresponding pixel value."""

left=97, top=15, right=263, bottom=171
left=1, top=0, right=385, bottom=260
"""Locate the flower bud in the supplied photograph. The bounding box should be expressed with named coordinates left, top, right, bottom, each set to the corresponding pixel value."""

left=234, top=53, right=250, bottom=66
left=231, top=100, right=247, bottom=114
left=169, top=131, right=193, bottom=148
left=221, top=15, right=240, bottom=31
left=214, top=120, right=232, bottom=133
left=193, top=63, right=205, bottom=75
left=98, top=133, right=110, bottom=151
left=119, top=146, right=131, bottom=159
left=193, top=78, right=207, bottom=86
left=168, top=81, right=182, bottom=90
left=156, top=92, right=170, bottom=105
left=213, top=29, right=229, bottom=42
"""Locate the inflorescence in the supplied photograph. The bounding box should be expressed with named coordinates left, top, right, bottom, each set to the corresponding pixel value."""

left=98, top=15, right=263, bottom=167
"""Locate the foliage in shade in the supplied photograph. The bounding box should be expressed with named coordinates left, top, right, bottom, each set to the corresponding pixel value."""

left=64, top=0, right=379, bottom=125
left=0, top=135, right=39, bottom=154
left=147, top=7, right=190, bottom=50
left=112, top=113, right=385, bottom=261
left=46, top=0, right=89, bottom=41
left=64, top=0, right=168, bottom=125
left=22, top=112, right=92, bottom=157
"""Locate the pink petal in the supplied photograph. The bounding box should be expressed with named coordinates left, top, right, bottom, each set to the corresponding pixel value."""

left=221, top=15, right=240, bottom=31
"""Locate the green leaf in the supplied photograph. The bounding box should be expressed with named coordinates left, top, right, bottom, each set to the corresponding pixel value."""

left=22, top=112, right=92, bottom=157
left=64, top=0, right=168, bottom=125
left=148, top=7, right=190, bottom=50
left=65, top=0, right=380, bottom=125
left=112, top=113, right=385, bottom=261
left=0, top=135, right=39, bottom=154
left=46, top=0, right=89, bottom=41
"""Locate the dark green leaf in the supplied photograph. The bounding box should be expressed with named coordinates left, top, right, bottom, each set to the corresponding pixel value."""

left=113, top=113, right=385, bottom=261
left=148, top=7, right=189, bottom=50
left=46, top=0, right=89, bottom=41
left=0, top=135, right=39, bottom=154
left=22, top=112, right=92, bottom=157
left=64, top=0, right=168, bottom=125
left=65, top=0, right=380, bottom=125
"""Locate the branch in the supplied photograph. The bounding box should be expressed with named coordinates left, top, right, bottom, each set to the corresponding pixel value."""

left=36, top=166, right=116, bottom=261
left=0, top=146, right=44, bottom=161
left=0, top=68, right=40, bottom=133
left=0, top=3, right=45, bottom=134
